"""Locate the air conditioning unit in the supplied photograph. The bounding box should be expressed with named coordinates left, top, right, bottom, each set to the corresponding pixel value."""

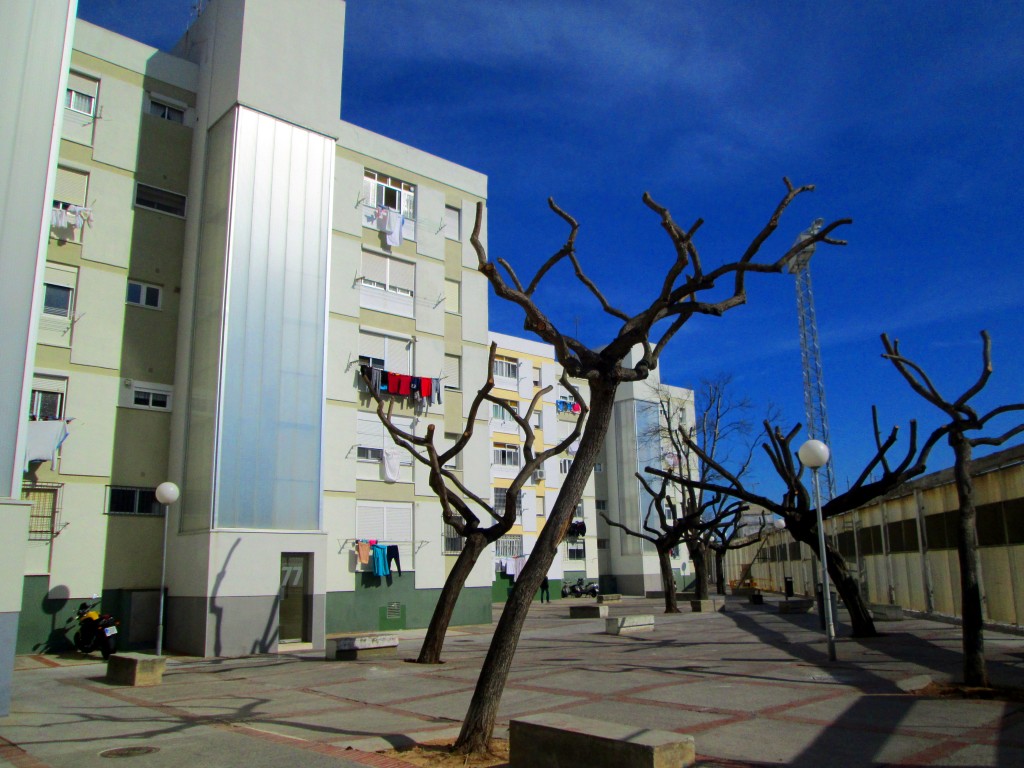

left=532, top=469, right=545, bottom=483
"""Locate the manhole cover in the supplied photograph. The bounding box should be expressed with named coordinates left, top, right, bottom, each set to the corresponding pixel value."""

left=99, top=747, right=160, bottom=758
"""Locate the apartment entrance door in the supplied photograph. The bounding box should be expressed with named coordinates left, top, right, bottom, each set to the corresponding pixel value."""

left=279, top=553, right=310, bottom=644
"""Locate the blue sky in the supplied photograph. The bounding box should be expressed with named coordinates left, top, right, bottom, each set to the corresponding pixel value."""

left=78, top=1, right=1024, bottom=497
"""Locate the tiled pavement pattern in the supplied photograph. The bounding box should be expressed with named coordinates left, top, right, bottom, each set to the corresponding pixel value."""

left=3, top=596, right=1024, bottom=767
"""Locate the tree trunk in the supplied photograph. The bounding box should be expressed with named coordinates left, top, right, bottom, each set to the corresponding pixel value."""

left=714, top=549, right=726, bottom=595
left=454, top=382, right=618, bottom=755
left=788, top=522, right=878, bottom=638
left=417, top=532, right=489, bottom=664
left=688, top=540, right=710, bottom=600
left=658, top=545, right=680, bottom=613
left=952, top=437, right=988, bottom=687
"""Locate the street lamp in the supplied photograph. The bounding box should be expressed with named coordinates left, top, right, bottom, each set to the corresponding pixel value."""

left=154, top=481, right=179, bottom=657
left=797, top=439, right=836, bottom=661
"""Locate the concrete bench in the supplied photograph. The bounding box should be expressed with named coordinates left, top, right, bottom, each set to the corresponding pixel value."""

left=690, top=597, right=725, bottom=613
left=106, top=653, right=167, bottom=687
left=570, top=604, right=609, bottom=619
left=325, top=633, right=399, bottom=661
left=605, top=614, right=655, bottom=635
left=869, top=603, right=904, bottom=621
left=510, top=713, right=694, bottom=767
left=778, top=598, right=815, bottom=614
left=597, top=593, right=622, bottom=603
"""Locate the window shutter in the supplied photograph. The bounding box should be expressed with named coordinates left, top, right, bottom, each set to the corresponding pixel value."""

left=389, top=258, right=414, bottom=293
left=444, top=206, right=460, bottom=241
left=386, top=337, right=411, bottom=375
left=32, top=375, right=67, bottom=395
left=359, top=331, right=386, bottom=362
left=356, top=503, right=386, bottom=541
left=401, top=188, right=415, bottom=221
left=361, top=175, right=375, bottom=208
left=67, top=72, right=98, bottom=97
left=444, top=354, right=461, bottom=389
left=54, top=167, right=88, bottom=206
left=356, top=412, right=383, bottom=449
left=361, top=252, right=387, bottom=285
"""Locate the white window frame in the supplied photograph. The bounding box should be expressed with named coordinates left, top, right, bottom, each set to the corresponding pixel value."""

left=493, top=442, right=520, bottom=468
left=65, top=87, right=94, bottom=116
left=491, top=399, right=519, bottom=431
left=444, top=354, right=461, bottom=391
left=42, top=283, right=73, bottom=319
left=566, top=538, right=586, bottom=561
left=119, top=379, right=173, bottom=411
left=559, top=457, right=573, bottom=474
left=356, top=412, right=413, bottom=466
left=493, top=355, right=518, bottom=381
left=126, top=280, right=162, bottom=310
left=363, top=169, right=416, bottom=241
left=574, top=501, right=585, bottom=520
left=359, top=250, right=415, bottom=317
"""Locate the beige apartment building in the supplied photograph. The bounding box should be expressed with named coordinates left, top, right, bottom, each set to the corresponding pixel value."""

left=1, top=6, right=699, bottom=714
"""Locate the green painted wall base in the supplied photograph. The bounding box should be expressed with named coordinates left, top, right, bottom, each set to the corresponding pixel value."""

left=492, top=573, right=563, bottom=603
left=326, top=575, right=492, bottom=634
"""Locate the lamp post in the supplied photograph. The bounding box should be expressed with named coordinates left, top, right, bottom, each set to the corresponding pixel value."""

left=154, top=481, right=179, bottom=657
left=797, top=439, right=836, bottom=661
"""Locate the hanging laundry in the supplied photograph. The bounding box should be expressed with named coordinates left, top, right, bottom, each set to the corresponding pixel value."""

left=383, top=448, right=401, bottom=483
left=370, top=544, right=390, bottom=576
left=356, top=541, right=371, bottom=565
left=572, top=402, right=581, bottom=413
left=23, top=420, right=70, bottom=471
left=398, top=375, right=412, bottom=396
left=369, top=367, right=382, bottom=394
left=420, top=377, right=432, bottom=399
left=387, top=371, right=401, bottom=394
left=386, top=210, right=404, bottom=246
left=386, top=545, right=402, bottom=576
left=432, top=379, right=442, bottom=405
left=375, top=205, right=389, bottom=232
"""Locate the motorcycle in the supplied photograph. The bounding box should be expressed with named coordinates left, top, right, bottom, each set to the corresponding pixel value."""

left=561, top=578, right=600, bottom=599
left=70, top=600, right=119, bottom=659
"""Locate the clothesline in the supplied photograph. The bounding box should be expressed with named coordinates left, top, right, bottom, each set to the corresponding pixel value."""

left=359, top=365, right=443, bottom=407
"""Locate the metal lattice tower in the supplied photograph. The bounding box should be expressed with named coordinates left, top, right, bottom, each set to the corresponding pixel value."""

left=787, top=219, right=838, bottom=500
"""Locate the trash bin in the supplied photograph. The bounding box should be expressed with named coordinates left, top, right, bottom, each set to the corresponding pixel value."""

left=815, top=584, right=838, bottom=630
left=784, top=576, right=794, bottom=598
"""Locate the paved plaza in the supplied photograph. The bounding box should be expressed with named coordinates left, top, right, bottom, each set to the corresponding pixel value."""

left=3, top=596, right=1024, bottom=767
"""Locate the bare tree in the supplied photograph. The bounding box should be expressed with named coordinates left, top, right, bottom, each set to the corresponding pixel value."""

left=654, top=406, right=934, bottom=638
left=882, top=331, right=1024, bottom=687
left=600, top=376, right=759, bottom=612
left=452, top=181, right=850, bottom=754
left=360, top=343, right=586, bottom=663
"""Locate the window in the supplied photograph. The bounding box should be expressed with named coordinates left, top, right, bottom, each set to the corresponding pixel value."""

left=493, top=355, right=518, bottom=380
left=43, top=284, right=73, bottom=318
left=29, top=376, right=66, bottom=421
left=495, top=534, right=523, bottom=558
left=596, top=500, right=607, bottom=513
left=532, top=409, right=542, bottom=428
left=359, top=331, right=412, bottom=375
left=494, top=488, right=523, bottom=522
left=566, top=538, right=586, bottom=561
left=356, top=412, right=413, bottom=466
left=445, top=279, right=461, bottom=314
left=364, top=170, right=415, bottom=215
left=444, top=206, right=461, bottom=241
left=361, top=251, right=414, bottom=296
left=598, top=538, right=609, bottom=550
left=574, top=502, right=585, bottom=520
left=51, top=167, right=89, bottom=241
left=148, top=97, right=185, bottom=123
left=135, top=184, right=186, bottom=217
left=22, top=483, right=62, bottom=540
left=356, top=501, right=415, bottom=571
left=107, top=486, right=161, bottom=516
left=493, top=442, right=520, bottom=467
left=594, top=463, right=604, bottom=473
left=559, top=458, right=573, bottom=474
left=556, top=394, right=575, bottom=413
left=126, top=280, right=162, bottom=309
left=443, top=522, right=463, bottom=554
left=491, top=399, right=518, bottom=423
left=532, top=366, right=541, bottom=387
left=119, top=379, right=173, bottom=411
left=444, top=354, right=461, bottom=391
left=362, top=170, right=415, bottom=241
left=64, top=74, right=97, bottom=116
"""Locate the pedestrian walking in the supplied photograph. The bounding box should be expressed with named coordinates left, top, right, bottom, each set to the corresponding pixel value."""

left=540, top=576, right=550, bottom=603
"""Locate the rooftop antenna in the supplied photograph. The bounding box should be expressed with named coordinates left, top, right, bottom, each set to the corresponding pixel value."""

left=786, top=218, right=838, bottom=501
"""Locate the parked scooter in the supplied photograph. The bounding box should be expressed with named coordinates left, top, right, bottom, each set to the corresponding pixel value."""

left=69, top=599, right=119, bottom=659
left=561, top=578, right=600, bottom=599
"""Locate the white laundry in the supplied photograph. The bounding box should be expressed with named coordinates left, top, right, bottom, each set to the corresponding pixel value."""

left=24, top=420, right=70, bottom=471
left=383, top=447, right=402, bottom=483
